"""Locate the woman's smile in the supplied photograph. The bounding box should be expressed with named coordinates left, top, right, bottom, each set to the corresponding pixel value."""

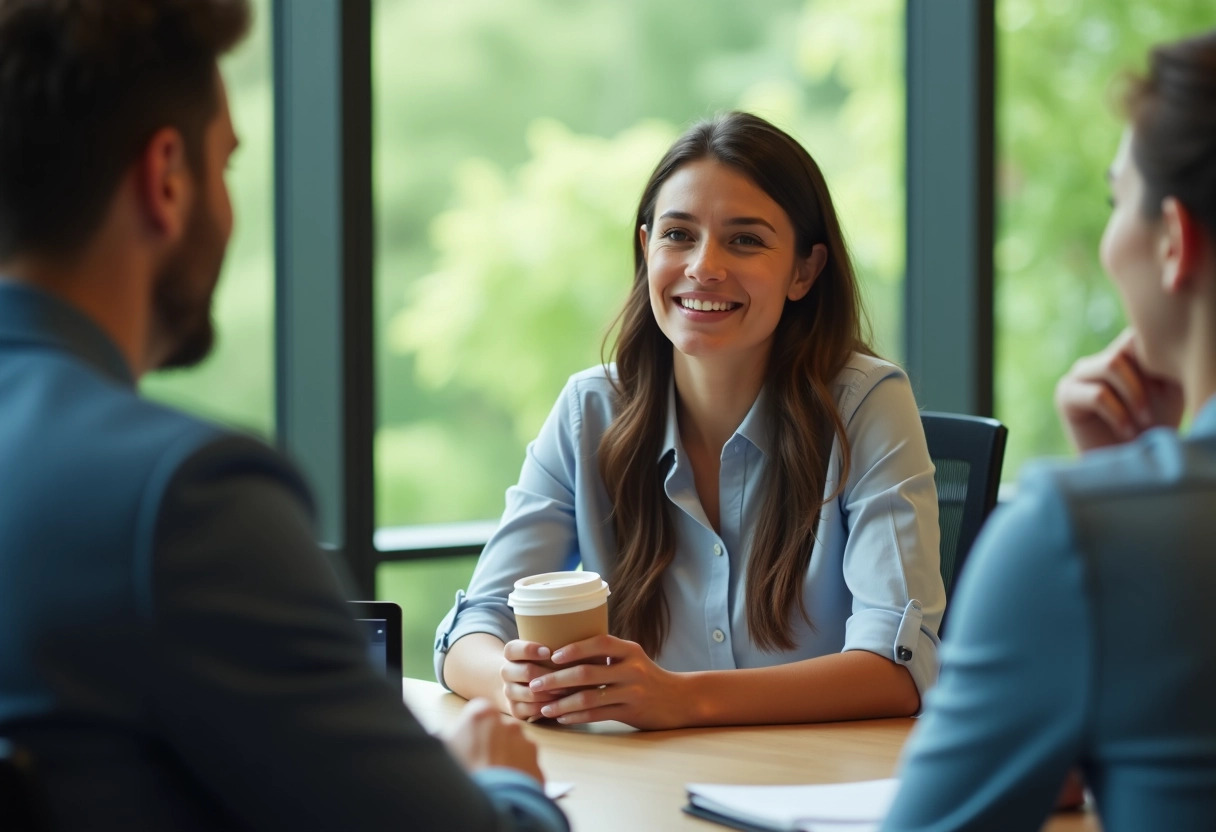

left=674, top=294, right=744, bottom=317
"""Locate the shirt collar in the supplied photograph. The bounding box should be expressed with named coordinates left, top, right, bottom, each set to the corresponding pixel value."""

left=655, top=374, right=774, bottom=463
left=658, top=378, right=680, bottom=462
left=0, top=281, right=134, bottom=387
left=736, top=385, right=773, bottom=457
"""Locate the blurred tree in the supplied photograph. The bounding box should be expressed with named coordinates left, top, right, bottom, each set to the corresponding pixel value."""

left=391, top=118, right=674, bottom=443
left=375, top=0, right=904, bottom=528
left=374, top=0, right=904, bottom=676
left=143, top=0, right=274, bottom=437
left=120, top=0, right=1214, bottom=678
left=995, top=0, right=1215, bottom=478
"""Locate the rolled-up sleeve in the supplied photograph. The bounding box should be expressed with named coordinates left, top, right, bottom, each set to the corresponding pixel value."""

left=836, top=368, right=945, bottom=702
left=882, top=470, right=1086, bottom=831
left=434, top=378, right=585, bottom=688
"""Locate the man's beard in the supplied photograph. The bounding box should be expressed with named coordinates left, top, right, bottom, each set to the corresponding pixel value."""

left=150, top=192, right=226, bottom=371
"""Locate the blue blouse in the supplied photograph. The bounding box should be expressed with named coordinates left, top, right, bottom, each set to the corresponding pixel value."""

left=435, top=353, right=945, bottom=700
left=883, top=396, right=1216, bottom=831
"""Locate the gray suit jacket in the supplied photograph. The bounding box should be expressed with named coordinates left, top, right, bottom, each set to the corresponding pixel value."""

left=0, top=283, right=566, bottom=832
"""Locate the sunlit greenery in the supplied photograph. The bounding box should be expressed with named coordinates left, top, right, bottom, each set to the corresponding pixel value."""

left=374, top=0, right=905, bottom=531
left=142, top=0, right=273, bottom=437
left=994, top=0, right=1215, bottom=477
left=139, top=1, right=1215, bottom=679
left=373, top=0, right=903, bottom=677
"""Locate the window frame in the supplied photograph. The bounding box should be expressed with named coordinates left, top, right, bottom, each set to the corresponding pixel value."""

left=271, top=0, right=995, bottom=594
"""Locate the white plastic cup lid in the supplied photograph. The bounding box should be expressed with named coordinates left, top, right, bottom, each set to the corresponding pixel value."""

left=507, top=571, right=611, bottom=616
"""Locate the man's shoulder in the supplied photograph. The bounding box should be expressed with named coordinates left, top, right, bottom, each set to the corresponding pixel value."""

left=6, top=352, right=308, bottom=527
left=113, top=399, right=315, bottom=525
left=70, top=370, right=244, bottom=480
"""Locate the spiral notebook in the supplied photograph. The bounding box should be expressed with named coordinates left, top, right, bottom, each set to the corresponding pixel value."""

left=683, top=777, right=898, bottom=832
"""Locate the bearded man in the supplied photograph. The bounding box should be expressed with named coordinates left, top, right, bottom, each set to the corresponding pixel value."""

left=0, top=2, right=566, bottom=830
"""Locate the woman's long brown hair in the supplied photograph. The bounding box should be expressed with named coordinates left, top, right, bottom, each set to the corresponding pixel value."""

left=599, top=112, right=875, bottom=655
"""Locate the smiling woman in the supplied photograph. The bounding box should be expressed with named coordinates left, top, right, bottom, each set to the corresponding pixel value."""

left=371, top=0, right=907, bottom=681
left=641, top=160, right=820, bottom=384
left=434, top=112, right=945, bottom=732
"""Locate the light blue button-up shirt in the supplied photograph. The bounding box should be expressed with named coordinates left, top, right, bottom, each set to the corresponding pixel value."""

left=435, top=353, right=945, bottom=699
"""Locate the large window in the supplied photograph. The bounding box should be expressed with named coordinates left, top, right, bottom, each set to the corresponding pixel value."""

left=137, top=1, right=1216, bottom=682
left=994, top=0, right=1213, bottom=479
left=143, top=0, right=274, bottom=438
left=372, top=0, right=906, bottom=679
left=164, top=2, right=1216, bottom=684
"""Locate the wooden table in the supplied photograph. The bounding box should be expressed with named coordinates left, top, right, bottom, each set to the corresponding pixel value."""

left=403, top=678, right=1100, bottom=832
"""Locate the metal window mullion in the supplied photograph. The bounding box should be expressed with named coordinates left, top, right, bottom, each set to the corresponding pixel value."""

left=905, top=0, right=995, bottom=416
left=273, top=0, right=376, bottom=594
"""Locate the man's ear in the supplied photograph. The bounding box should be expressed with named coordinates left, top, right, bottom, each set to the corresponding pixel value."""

left=788, top=243, right=827, bottom=302
left=1160, top=196, right=1204, bottom=294
left=135, top=127, right=192, bottom=243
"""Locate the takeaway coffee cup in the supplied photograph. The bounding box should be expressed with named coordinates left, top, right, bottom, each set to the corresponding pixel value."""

left=508, top=571, right=611, bottom=667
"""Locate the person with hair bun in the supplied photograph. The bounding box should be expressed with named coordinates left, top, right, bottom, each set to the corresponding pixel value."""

left=436, top=112, right=946, bottom=730
left=883, top=29, right=1216, bottom=831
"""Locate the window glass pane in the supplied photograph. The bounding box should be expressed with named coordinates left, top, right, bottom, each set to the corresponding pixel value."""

left=378, top=557, right=479, bottom=680
left=994, top=0, right=1210, bottom=478
left=373, top=0, right=906, bottom=532
left=142, top=0, right=274, bottom=438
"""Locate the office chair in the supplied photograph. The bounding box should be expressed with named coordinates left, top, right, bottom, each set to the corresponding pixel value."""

left=0, top=739, right=53, bottom=832
left=920, top=411, right=1008, bottom=635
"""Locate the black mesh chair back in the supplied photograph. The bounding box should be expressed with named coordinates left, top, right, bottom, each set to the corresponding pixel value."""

left=0, top=739, right=53, bottom=832
left=920, top=411, right=1008, bottom=634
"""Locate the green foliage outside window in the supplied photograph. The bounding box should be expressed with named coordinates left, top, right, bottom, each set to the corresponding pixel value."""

left=995, top=0, right=1215, bottom=478
left=374, top=0, right=905, bottom=530
left=373, top=0, right=905, bottom=678
left=136, top=1, right=1216, bottom=679
left=143, top=0, right=274, bottom=437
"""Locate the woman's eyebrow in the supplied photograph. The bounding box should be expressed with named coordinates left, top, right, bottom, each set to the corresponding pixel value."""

left=725, top=216, right=777, bottom=232
left=657, top=209, right=698, bottom=222
left=657, top=210, right=776, bottom=233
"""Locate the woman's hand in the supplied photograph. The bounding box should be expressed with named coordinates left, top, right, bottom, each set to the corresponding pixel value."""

left=499, top=640, right=573, bottom=722
left=524, top=635, right=692, bottom=730
left=1055, top=329, right=1184, bottom=453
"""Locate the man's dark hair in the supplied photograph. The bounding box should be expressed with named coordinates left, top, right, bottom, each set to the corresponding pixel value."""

left=0, top=0, right=250, bottom=261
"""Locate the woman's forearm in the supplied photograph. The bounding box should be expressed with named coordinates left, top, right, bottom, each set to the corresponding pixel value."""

left=680, top=650, right=920, bottom=727
left=442, top=633, right=510, bottom=713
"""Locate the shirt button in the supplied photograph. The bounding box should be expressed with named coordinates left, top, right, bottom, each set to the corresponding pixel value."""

left=712, top=629, right=725, bottom=643
left=713, top=543, right=723, bottom=556
left=897, top=646, right=913, bottom=662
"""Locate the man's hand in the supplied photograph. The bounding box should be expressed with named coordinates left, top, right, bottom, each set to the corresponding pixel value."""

left=1055, top=329, right=1184, bottom=452
left=440, top=697, right=545, bottom=783
left=1055, top=769, right=1086, bottom=811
